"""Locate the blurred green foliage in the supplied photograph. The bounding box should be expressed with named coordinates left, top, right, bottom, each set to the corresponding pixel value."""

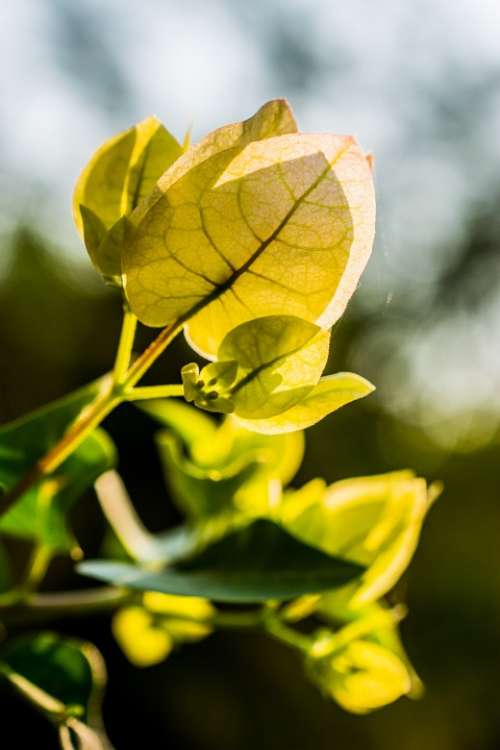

left=1, top=227, right=500, bottom=749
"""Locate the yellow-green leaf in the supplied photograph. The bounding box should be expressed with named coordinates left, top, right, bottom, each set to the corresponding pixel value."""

left=145, top=399, right=304, bottom=520
left=73, top=116, right=182, bottom=275
left=187, top=315, right=330, bottom=419
left=281, top=471, right=438, bottom=607
left=235, top=372, right=374, bottom=434
left=128, top=98, right=298, bottom=231
left=123, top=101, right=375, bottom=358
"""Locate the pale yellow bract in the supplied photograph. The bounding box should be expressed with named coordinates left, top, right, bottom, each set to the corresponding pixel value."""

left=281, top=471, right=440, bottom=607
left=235, top=372, right=375, bottom=434
left=73, top=116, right=182, bottom=276
left=122, top=99, right=375, bottom=358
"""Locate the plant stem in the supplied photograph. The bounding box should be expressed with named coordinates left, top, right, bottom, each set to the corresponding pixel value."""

left=125, top=384, right=184, bottom=400
left=23, top=545, right=52, bottom=592
left=112, top=306, right=137, bottom=385
left=94, top=471, right=157, bottom=561
left=263, top=614, right=312, bottom=653
left=0, top=663, right=67, bottom=718
left=121, top=320, right=182, bottom=389
left=0, top=383, right=121, bottom=519
left=0, top=319, right=182, bottom=520
left=0, top=587, right=133, bottom=625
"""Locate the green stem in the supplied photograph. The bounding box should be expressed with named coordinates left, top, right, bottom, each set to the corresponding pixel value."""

left=23, top=545, right=52, bottom=592
left=263, top=614, right=313, bottom=653
left=94, top=470, right=157, bottom=561
left=0, top=663, right=67, bottom=719
left=125, top=384, right=184, bottom=401
left=121, top=320, right=182, bottom=389
left=0, top=546, right=53, bottom=607
left=0, top=587, right=133, bottom=625
left=112, top=306, right=137, bottom=385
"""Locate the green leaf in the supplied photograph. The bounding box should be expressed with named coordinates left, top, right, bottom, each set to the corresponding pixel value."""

left=0, top=380, right=117, bottom=551
left=74, top=116, right=182, bottom=276
left=0, top=633, right=111, bottom=747
left=235, top=372, right=375, bottom=434
left=0, top=540, right=11, bottom=592
left=219, top=315, right=330, bottom=418
left=1, top=633, right=92, bottom=711
left=123, top=100, right=375, bottom=359
left=142, top=400, right=304, bottom=520
left=0, top=633, right=101, bottom=717
left=281, top=471, right=438, bottom=607
left=181, top=315, right=329, bottom=419
left=78, top=519, right=363, bottom=603
left=138, top=396, right=217, bottom=448
left=157, top=431, right=260, bottom=519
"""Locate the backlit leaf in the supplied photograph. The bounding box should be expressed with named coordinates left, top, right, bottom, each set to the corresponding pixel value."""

left=140, top=399, right=303, bottom=519
left=73, top=116, right=182, bottom=276
left=123, top=100, right=375, bottom=358
left=157, top=431, right=260, bottom=519
left=281, top=471, right=438, bottom=607
left=218, top=315, right=330, bottom=418
left=235, top=372, right=374, bottom=434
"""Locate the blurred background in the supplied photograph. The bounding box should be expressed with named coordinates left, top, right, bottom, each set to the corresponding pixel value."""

left=1, top=1, right=500, bottom=748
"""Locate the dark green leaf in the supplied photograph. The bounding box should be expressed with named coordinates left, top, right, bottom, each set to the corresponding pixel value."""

left=0, top=633, right=111, bottom=747
left=0, top=540, right=11, bottom=592
left=1, top=633, right=93, bottom=714
left=0, top=380, right=117, bottom=550
left=78, top=519, right=363, bottom=603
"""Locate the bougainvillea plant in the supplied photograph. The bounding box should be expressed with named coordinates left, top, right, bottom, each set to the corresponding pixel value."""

left=0, top=100, right=439, bottom=748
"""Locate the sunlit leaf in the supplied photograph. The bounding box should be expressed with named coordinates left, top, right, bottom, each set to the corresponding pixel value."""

left=157, top=431, right=260, bottom=519
left=123, top=100, right=375, bottom=359
left=73, top=116, right=182, bottom=276
left=219, top=315, right=330, bottom=418
left=128, top=98, right=297, bottom=231
left=223, top=417, right=304, bottom=487
left=140, top=399, right=303, bottom=519
left=138, top=396, right=217, bottom=448
left=78, top=519, right=363, bottom=603
left=235, top=372, right=374, bottom=434
left=281, top=471, right=438, bottom=607
left=0, top=380, right=117, bottom=551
